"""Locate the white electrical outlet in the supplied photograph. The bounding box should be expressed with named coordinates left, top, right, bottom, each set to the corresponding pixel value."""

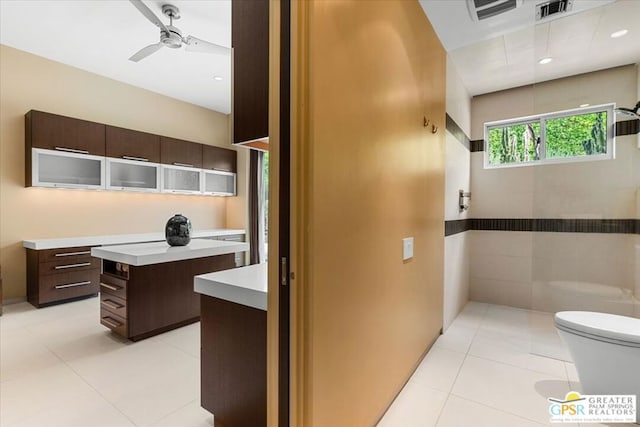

left=402, top=237, right=414, bottom=260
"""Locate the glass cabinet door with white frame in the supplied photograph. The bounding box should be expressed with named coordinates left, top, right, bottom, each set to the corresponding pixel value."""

left=161, top=165, right=202, bottom=194
left=203, top=170, right=236, bottom=196
left=31, top=148, right=105, bottom=190
left=106, top=158, right=160, bottom=192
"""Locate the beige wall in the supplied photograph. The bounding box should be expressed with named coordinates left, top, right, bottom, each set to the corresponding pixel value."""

left=291, top=1, right=445, bottom=425
left=0, top=44, right=245, bottom=300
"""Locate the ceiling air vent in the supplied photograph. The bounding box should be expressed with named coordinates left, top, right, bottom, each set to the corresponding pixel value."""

left=466, top=0, right=524, bottom=22
left=536, top=0, right=574, bottom=21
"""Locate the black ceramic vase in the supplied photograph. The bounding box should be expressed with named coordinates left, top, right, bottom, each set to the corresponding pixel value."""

left=165, top=214, right=192, bottom=246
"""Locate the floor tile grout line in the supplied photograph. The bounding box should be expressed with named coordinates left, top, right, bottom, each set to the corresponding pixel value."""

left=463, top=353, right=569, bottom=380
left=147, top=398, right=204, bottom=427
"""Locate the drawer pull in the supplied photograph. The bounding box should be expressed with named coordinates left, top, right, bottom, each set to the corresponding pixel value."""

left=100, top=282, right=120, bottom=291
left=122, top=155, right=149, bottom=162
left=172, top=162, right=194, bottom=168
left=55, top=281, right=91, bottom=289
left=54, top=262, right=92, bottom=270
left=101, top=300, right=123, bottom=310
left=101, top=317, right=122, bottom=328
left=54, top=146, right=89, bottom=154
left=55, top=251, right=91, bottom=257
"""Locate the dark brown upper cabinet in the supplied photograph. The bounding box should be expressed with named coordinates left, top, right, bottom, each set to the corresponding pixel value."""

left=203, top=145, right=237, bottom=173
left=160, top=136, right=203, bottom=169
left=106, top=126, right=161, bottom=163
left=231, top=0, right=269, bottom=145
left=26, top=110, right=105, bottom=156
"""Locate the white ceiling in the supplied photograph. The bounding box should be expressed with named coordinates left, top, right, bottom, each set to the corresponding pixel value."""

left=420, top=0, right=640, bottom=96
left=1, top=1, right=638, bottom=110
left=0, top=0, right=232, bottom=113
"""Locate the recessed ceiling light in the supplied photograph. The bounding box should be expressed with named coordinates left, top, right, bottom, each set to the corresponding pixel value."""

left=610, top=29, right=628, bottom=38
left=538, top=57, right=553, bottom=65
left=580, top=103, right=590, bottom=108
left=213, top=76, right=223, bottom=81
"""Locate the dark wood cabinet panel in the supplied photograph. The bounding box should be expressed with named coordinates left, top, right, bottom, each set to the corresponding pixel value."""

left=160, top=136, right=203, bottom=168
left=201, top=295, right=267, bottom=427
left=106, top=126, right=160, bottom=163
left=36, top=269, right=100, bottom=306
left=26, top=110, right=105, bottom=155
left=232, top=0, right=269, bottom=144
left=202, top=145, right=237, bottom=173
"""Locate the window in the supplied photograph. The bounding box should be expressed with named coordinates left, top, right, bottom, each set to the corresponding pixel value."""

left=262, top=151, right=269, bottom=260
left=484, top=104, right=615, bottom=168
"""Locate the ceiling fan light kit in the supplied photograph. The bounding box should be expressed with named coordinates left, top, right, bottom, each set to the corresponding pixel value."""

left=128, top=0, right=230, bottom=62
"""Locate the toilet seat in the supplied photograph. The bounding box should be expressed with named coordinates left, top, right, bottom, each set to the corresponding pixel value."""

left=555, top=311, right=640, bottom=348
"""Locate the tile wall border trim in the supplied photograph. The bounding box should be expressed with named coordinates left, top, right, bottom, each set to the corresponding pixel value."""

left=445, top=218, right=640, bottom=236
left=445, top=113, right=470, bottom=150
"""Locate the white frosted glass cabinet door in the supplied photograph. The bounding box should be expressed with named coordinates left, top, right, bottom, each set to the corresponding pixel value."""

left=106, top=158, right=160, bottom=192
left=32, top=148, right=105, bottom=189
left=161, top=165, right=202, bottom=194
left=203, top=170, right=237, bottom=196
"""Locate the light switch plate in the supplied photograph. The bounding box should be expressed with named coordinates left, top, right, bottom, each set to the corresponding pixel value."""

left=402, top=237, right=414, bottom=260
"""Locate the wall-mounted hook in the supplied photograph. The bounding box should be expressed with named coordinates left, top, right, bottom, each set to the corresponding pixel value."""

left=431, top=124, right=438, bottom=134
left=423, top=116, right=430, bottom=128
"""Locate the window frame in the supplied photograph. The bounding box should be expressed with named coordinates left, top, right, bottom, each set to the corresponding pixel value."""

left=483, top=103, right=616, bottom=169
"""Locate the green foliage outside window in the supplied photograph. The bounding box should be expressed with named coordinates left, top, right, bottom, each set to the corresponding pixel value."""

left=486, top=108, right=610, bottom=167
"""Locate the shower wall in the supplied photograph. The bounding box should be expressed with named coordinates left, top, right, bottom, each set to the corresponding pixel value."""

left=468, top=64, right=640, bottom=316
left=443, top=55, right=472, bottom=330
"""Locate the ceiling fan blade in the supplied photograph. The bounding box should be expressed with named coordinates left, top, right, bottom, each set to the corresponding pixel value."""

left=129, top=43, right=163, bottom=62
left=129, top=0, right=169, bottom=34
left=183, top=35, right=230, bottom=55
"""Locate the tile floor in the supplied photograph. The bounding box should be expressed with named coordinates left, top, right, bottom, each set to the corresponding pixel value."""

left=377, top=302, right=638, bottom=427
left=1, top=298, right=636, bottom=427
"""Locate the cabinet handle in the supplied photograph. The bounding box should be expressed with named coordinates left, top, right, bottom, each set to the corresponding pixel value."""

left=54, top=262, right=92, bottom=270
left=55, top=251, right=91, bottom=257
left=101, top=300, right=123, bottom=310
left=55, top=281, right=91, bottom=289
left=54, top=146, right=89, bottom=154
left=172, top=162, right=194, bottom=168
left=101, top=317, right=122, bottom=328
left=122, top=155, right=149, bottom=162
left=100, top=282, right=120, bottom=291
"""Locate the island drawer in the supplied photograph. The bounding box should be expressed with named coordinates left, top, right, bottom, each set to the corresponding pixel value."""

left=100, top=293, right=127, bottom=319
left=38, top=246, right=94, bottom=263
left=100, top=312, right=128, bottom=337
left=38, top=269, right=100, bottom=305
left=39, top=258, right=100, bottom=276
left=100, top=273, right=128, bottom=300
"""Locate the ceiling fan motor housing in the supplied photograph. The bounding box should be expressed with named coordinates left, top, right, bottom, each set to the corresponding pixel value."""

left=161, top=25, right=183, bottom=48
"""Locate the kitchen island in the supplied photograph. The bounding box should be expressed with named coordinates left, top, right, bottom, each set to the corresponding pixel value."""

left=92, top=239, right=248, bottom=341
left=194, top=263, right=267, bottom=427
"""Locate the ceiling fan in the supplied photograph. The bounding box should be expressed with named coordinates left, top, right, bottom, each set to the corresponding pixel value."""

left=128, top=0, right=230, bottom=62
left=614, top=101, right=640, bottom=120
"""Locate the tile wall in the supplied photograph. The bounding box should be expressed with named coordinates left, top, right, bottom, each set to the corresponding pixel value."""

left=468, top=65, right=640, bottom=317
left=443, top=56, right=471, bottom=329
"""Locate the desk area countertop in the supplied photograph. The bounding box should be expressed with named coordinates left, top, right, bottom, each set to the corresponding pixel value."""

left=23, top=229, right=245, bottom=250
left=91, top=239, right=249, bottom=266
left=194, top=263, right=267, bottom=310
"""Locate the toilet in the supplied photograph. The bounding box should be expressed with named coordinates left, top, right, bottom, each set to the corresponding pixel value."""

left=555, top=311, right=640, bottom=424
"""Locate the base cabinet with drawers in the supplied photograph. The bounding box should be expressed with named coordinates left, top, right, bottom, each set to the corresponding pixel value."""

left=99, top=254, right=235, bottom=341
left=26, top=246, right=100, bottom=307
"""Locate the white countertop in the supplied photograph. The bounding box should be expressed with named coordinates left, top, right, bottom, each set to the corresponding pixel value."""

left=91, top=239, right=249, bottom=266
left=23, top=229, right=245, bottom=250
left=194, top=263, right=267, bottom=311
